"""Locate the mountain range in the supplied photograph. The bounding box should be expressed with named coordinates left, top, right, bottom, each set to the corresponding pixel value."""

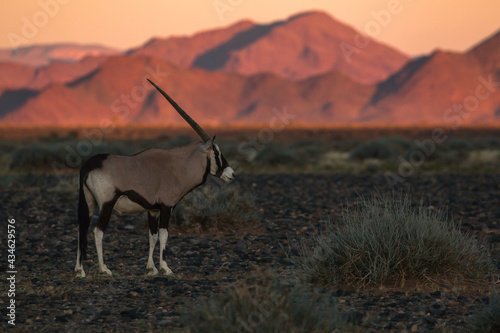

left=0, top=11, right=499, bottom=126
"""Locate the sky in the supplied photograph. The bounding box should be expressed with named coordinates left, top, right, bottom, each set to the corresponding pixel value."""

left=1, top=0, right=499, bottom=56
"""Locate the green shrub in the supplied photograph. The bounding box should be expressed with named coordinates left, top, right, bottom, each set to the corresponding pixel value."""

left=155, top=135, right=193, bottom=150
left=445, top=138, right=474, bottom=151
left=171, top=183, right=260, bottom=232
left=0, top=141, right=16, bottom=155
left=183, top=275, right=364, bottom=333
left=7, top=136, right=195, bottom=172
left=255, top=143, right=302, bottom=166
left=349, top=137, right=413, bottom=161
left=469, top=292, right=500, bottom=333
left=331, top=139, right=363, bottom=152
left=291, top=141, right=327, bottom=163
left=8, top=140, right=134, bottom=171
left=253, top=141, right=326, bottom=168
left=9, top=143, right=68, bottom=170
left=298, top=194, right=493, bottom=289
left=217, top=140, right=241, bottom=157
left=472, top=138, right=500, bottom=150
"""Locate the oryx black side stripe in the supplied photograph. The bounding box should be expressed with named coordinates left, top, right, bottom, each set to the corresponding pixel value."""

left=116, top=189, right=162, bottom=210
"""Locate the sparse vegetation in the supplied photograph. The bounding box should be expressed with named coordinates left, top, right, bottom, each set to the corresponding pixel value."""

left=469, top=292, right=500, bottom=333
left=1, top=133, right=499, bottom=174
left=349, top=137, right=413, bottom=161
left=298, top=194, right=493, bottom=289
left=183, top=274, right=364, bottom=333
left=171, top=183, right=261, bottom=232
left=4, top=136, right=195, bottom=173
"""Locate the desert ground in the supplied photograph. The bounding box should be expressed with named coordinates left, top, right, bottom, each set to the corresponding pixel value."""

left=1, top=127, right=499, bottom=332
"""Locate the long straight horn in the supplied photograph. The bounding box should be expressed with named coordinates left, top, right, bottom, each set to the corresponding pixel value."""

left=147, top=79, right=210, bottom=142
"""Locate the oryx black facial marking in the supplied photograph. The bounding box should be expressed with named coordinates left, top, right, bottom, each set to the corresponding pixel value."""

left=214, top=146, right=223, bottom=176
left=74, top=80, right=235, bottom=278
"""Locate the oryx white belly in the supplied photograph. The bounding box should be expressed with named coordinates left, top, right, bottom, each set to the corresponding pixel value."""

left=114, top=195, right=148, bottom=213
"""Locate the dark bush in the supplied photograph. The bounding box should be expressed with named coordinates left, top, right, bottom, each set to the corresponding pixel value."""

left=469, top=292, right=500, bottom=333
left=183, top=274, right=364, bottom=333
left=171, top=183, right=260, bottom=232
left=349, top=137, right=413, bottom=161
left=254, top=143, right=303, bottom=166
left=7, top=136, right=197, bottom=172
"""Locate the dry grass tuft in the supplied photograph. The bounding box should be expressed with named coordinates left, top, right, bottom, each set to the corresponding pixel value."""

left=298, top=194, right=493, bottom=289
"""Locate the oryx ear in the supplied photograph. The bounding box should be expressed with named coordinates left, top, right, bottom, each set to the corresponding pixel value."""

left=202, top=140, right=213, bottom=152
left=212, top=135, right=216, bottom=143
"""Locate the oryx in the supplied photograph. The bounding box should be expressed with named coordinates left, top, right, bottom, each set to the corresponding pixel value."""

left=75, top=79, right=235, bottom=278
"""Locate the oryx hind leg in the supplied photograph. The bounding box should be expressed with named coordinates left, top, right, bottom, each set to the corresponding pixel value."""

left=75, top=230, right=85, bottom=277
left=146, top=211, right=159, bottom=276
left=159, top=206, right=173, bottom=276
left=75, top=186, right=96, bottom=278
left=94, top=199, right=115, bottom=276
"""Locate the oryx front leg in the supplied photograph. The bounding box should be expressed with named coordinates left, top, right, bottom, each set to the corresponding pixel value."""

left=94, top=200, right=115, bottom=276
left=147, top=232, right=159, bottom=275
left=146, top=211, right=159, bottom=276
left=94, top=228, right=112, bottom=276
left=159, top=206, right=173, bottom=276
left=159, top=229, right=172, bottom=275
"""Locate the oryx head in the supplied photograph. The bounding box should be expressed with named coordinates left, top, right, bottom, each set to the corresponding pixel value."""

left=148, top=79, right=235, bottom=183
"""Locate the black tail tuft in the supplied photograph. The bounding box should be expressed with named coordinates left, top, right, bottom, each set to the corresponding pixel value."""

left=78, top=171, right=90, bottom=264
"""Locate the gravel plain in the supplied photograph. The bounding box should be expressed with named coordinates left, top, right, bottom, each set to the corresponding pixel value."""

left=1, top=173, right=499, bottom=332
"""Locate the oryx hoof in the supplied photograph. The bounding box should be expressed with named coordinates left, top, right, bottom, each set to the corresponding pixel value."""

left=160, top=262, right=173, bottom=276
left=99, top=265, right=113, bottom=276
left=75, top=268, right=86, bottom=278
left=147, top=266, right=159, bottom=276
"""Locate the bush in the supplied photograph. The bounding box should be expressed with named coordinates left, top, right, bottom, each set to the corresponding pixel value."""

left=445, top=138, right=474, bottom=151
left=183, top=275, right=364, bottom=333
left=349, top=137, right=413, bottom=161
left=8, top=140, right=135, bottom=171
left=9, top=143, right=68, bottom=171
left=7, top=136, right=196, bottom=172
left=0, top=141, right=16, bottom=155
left=471, top=138, right=500, bottom=150
left=291, top=140, right=328, bottom=163
left=171, top=183, right=260, bottom=232
left=298, top=194, right=493, bottom=289
left=254, top=143, right=303, bottom=166
left=155, top=135, right=193, bottom=150
left=469, top=292, right=500, bottom=333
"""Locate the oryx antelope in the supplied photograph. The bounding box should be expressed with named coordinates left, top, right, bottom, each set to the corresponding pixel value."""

left=75, top=79, right=235, bottom=278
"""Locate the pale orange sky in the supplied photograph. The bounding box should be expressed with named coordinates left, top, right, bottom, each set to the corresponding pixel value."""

left=1, top=0, right=499, bottom=56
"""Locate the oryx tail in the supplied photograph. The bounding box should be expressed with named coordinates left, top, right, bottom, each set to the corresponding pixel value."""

left=77, top=167, right=90, bottom=264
